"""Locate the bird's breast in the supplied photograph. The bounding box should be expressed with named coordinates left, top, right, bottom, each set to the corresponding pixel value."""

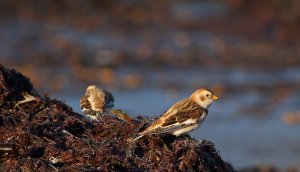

left=198, top=110, right=208, bottom=122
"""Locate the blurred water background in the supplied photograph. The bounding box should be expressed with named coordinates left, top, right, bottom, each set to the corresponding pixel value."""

left=1, top=0, right=300, bottom=170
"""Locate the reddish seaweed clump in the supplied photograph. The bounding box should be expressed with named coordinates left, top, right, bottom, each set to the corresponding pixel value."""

left=0, top=64, right=234, bottom=171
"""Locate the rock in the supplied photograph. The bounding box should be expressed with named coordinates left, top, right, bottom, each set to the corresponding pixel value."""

left=0, top=64, right=235, bottom=171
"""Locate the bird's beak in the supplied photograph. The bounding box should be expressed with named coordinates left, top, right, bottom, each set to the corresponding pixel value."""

left=212, top=95, right=218, bottom=100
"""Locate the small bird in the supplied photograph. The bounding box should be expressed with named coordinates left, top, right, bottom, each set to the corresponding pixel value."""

left=80, top=85, right=114, bottom=120
left=129, top=88, right=218, bottom=142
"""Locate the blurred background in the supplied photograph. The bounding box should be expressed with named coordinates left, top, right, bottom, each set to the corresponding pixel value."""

left=1, top=0, right=300, bottom=170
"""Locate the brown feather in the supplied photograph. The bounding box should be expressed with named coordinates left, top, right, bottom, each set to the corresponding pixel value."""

left=139, top=98, right=206, bottom=135
left=80, top=95, right=91, bottom=110
left=162, top=108, right=205, bottom=127
left=80, top=85, right=115, bottom=119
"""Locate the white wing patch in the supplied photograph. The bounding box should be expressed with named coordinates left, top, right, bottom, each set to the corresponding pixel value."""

left=172, top=124, right=199, bottom=136
left=199, top=111, right=208, bottom=122
left=183, top=118, right=198, bottom=125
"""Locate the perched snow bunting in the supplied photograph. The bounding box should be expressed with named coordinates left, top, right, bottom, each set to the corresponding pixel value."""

left=80, top=85, right=114, bottom=120
left=129, top=88, right=218, bottom=142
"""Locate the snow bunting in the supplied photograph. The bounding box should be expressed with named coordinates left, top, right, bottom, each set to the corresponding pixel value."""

left=129, top=88, right=218, bottom=142
left=80, top=85, right=114, bottom=120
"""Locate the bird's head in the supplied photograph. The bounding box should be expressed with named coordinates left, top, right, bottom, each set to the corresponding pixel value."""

left=190, top=88, right=218, bottom=109
left=85, top=85, right=98, bottom=96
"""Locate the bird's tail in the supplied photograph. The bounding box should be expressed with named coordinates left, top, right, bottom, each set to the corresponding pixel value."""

left=127, top=134, right=145, bottom=142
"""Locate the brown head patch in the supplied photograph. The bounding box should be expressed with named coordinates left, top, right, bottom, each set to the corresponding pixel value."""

left=200, top=96, right=205, bottom=102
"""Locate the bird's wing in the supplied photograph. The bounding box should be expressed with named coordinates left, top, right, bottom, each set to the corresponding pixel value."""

left=80, top=95, right=100, bottom=117
left=161, top=107, right=205, bottom=127
left=140, top=98, right=206, bottom=135
left=80, top=95, right=91, bottom=111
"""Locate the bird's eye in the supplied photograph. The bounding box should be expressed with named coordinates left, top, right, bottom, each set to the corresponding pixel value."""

left=206, top=94, right=209, bottom=97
